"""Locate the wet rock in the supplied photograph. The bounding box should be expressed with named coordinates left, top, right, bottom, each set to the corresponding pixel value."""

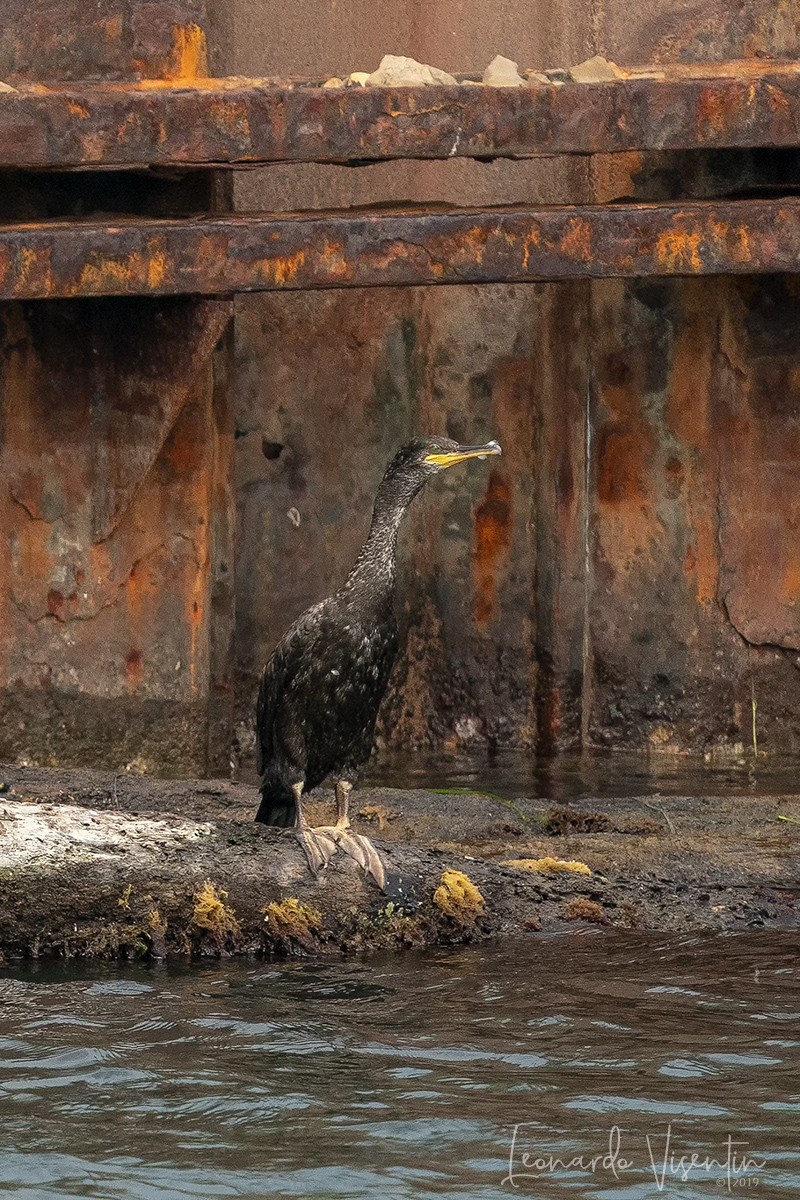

left=322, top=77, right=344, bottom=89
left=1, top=763, right=798, bottom=958
left=569, top=55, right=626, bottom=83
left=482, top=55, right=525, bottom=87
left=367, top=55, right=457, bottom=87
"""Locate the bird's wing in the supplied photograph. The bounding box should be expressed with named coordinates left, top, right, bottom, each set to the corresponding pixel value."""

left=256, top=600, right=329, bottom=776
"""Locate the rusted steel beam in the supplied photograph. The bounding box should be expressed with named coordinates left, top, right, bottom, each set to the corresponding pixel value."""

left=1, top=200, right=798, bottom=298
left=3, top=64, right=800, bottom=168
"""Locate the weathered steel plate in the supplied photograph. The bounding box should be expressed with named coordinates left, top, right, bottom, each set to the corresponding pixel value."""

left=2, top=64, right=800, bottom=168
left=0, top=200, right=798, bottom=298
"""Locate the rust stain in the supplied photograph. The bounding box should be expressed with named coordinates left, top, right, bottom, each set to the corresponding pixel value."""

left=471, top=471, right=513, bottom=626
left=67, top=101, right=90, bottom=119
left=125, top=649, right=144, bottom=681
left=692, top=511, right=717, bottom=606
left=558, top=219, right=592, bottom=261
left=147, top=251, right=167, bottom=289
left=594, top=419, right=661, bottom=568
left=767, top=83, right=791, bottom=116
left=321, top=240, right=349, bottom=279
left=656, top=227, right=702, bottom=272
left=521, top=227, right=541, bottom=270
left=46, top=589, right=64, bottom=620
left=76, top=254, right=142, bottom=294
left=781, top=560, right=800, bottom=601
left=271, top=251, right=307, bottom=286
left=596, top=426, right=649, bottom=506
left=209, top=98, right=251, bottom=137
left=166, top=23, right=209, bottom=82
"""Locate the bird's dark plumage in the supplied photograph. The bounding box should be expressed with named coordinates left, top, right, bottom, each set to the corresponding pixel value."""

left=254, top=435, right=502, bottom=871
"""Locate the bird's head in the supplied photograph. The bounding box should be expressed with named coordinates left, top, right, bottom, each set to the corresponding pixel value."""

left=384, top=436, right=502, bottom=489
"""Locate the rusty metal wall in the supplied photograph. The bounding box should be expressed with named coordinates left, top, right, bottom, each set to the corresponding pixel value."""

left=231, top=0, right=800, bottom=763
left=4, top=0, right=800, bottom=773
left=0, top=0, right=237, bottom=774
left=0, top=298, right=234, bottom=772
left=0, top=0, right=228, bottom=82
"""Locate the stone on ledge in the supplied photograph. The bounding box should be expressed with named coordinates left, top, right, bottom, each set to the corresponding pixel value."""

left=482, top=54, right=525, bottom=87
left=569, top=54, right=626, bottom=82
left=367, top=54, right=457, bottom=87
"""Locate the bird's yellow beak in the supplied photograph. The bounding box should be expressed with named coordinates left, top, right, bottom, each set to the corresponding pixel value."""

left=424, top=440, right=502, bottom=468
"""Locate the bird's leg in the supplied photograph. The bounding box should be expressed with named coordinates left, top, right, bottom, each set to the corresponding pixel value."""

left=292, top=781, right=337, bottom=876
left=332, top=780, right=386, bottom=890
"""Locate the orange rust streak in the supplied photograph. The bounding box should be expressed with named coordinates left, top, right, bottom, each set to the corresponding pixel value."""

left=166, top=23, right=209, bottom=81
left=781, top=560, right=800, bottom=601
left=656, top=226, right=702, bottom=272
left=472, top=471, right=513, bottom=627
left=558, top=218, right=592, bottom=261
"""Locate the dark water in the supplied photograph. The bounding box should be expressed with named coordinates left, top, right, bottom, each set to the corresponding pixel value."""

left=1, top=935, right=798, bottom=1199
left=369, top=748, right=800, bottom=803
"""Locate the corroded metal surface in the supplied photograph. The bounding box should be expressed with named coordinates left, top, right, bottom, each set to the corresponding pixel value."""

left=235, top=274, right=800, bottom=762
left=585, top=275, right=800, bottom=755
left=0, top=200, right=799, bottom=299
left=4, top=65, right=800, bottom=169
left=232, top=286, right=540, bottom=757
left=0, top=297, right=234, bottom=773
left=0, top=2, right=217, bottom=85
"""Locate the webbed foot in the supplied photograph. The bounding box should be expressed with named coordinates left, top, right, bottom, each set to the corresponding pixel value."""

left=295, top=825, right=338, bottom=877
left=314, top=821, right=385, bottom=889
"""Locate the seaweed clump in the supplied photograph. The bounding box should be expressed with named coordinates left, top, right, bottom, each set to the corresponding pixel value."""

left=502, top=857, right=592, bottom=875
left=191, top=881, right=241, bottom=952
left=433, top=870, right=485, bottom=920
left=562, top=898, right=607, bottom=924
left=263, top=898, right=323, bottom=954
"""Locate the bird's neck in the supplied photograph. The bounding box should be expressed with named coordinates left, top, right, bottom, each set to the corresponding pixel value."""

left=343, top=474, right=423, bottom=596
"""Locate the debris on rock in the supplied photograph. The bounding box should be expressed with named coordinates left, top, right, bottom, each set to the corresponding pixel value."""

left=543, top=67, right=571, bottom=85
left=367, top=54, right=457, bottom=87
left=523, top=69, right=551, bottom=84
left=562, top=898, right=608, bottom=923
left=544, top=806, right=611, bottom=835
left=0, top=81, right=18, bottom=94
left=569, top=54, right=626, bottom=83
left=322, top=76, right=344, bottom=88
left=482, top=54, right=525, bottom=87
left=357, top=802, right=400, bottom=830
left=348, top=71, right=371, bottom=87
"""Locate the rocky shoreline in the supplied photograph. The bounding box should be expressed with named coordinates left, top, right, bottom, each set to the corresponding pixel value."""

left=0, top=763, right=798, bottom=959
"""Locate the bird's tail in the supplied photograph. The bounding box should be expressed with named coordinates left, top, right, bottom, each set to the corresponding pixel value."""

left=255, top=786, right=297, bottom=827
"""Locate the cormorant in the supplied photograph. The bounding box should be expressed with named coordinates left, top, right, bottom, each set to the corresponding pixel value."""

left=255, top=435, right=502, bottom=887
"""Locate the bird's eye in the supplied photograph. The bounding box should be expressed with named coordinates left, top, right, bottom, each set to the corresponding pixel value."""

left=428, top=445, right=441, bottom=454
